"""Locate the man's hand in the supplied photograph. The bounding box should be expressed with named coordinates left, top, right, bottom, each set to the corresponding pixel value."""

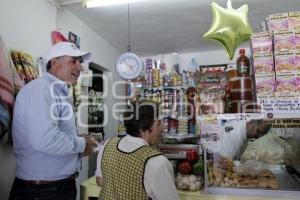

left=81, top=134, right=98, bottom=156
left=96, top=176, right=104, bottom=187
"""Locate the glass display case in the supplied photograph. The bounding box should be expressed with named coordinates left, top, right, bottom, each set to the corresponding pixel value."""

left=88, top=66, right=104, bottom=136
left=87, top=64, right=104, bottom=177
left=200, top=113, right=300, bottom=198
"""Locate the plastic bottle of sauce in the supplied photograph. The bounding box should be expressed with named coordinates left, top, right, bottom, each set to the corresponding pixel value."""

left=237, top=49, right=250, bottom=77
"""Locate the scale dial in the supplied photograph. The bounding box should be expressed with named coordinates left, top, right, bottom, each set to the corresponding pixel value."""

left=115, top=52, right=143, bottom=80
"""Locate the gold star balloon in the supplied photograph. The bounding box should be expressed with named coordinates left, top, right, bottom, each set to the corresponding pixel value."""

left=203, top=0, right=253, bottom=60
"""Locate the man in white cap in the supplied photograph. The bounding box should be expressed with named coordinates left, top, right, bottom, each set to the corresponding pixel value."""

left=9, top=42, right=97, bottom=200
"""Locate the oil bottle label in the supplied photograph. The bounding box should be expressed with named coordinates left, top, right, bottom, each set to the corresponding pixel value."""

left=239, top=61, right=248, bottom=73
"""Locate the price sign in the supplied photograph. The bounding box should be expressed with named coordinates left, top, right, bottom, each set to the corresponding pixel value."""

left=234, top=113, right=248, bottom=121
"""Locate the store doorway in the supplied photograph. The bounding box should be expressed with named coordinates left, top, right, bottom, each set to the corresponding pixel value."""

left=88, top=62, right=105, bottom=177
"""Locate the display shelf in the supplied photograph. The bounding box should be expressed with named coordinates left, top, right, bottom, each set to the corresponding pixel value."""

left=197, top=112, right=300, bottom=120
left=88, top=65, right=104, bottom=136
left=163, top=152, right=187, bottom=160
left=130, top=85, right=191, bottom=101
left=159, top=114, right=171, bottom=119
left=161, top=134, right=199, bottom=144
left=142, top=86, right=190, bottom=91
left=158, top=144, right=199, bottom=159
left=159, top=115, right=190, bottom=119
left=88, top=104, right=103, bottom=112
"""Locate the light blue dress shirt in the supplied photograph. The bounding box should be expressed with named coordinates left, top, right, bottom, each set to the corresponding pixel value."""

left=12, top=73, right=85, bottom=180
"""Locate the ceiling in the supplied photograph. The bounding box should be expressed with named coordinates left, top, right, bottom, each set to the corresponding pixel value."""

left=56, top=0, right=300, bottom=57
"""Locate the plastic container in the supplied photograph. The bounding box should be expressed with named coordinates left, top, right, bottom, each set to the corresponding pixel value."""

left=230, top=89, right=253, bottom=101
left=226, top=63, right=238, bottom=81
left=237, top=49, right=250, bottom=77
left=226, top=69, right=238, bottom=81
left=229, top=77, right=253, bottom=90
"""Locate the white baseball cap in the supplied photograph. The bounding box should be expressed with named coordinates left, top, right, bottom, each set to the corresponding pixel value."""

left=46, top=42, right=92, bottom=63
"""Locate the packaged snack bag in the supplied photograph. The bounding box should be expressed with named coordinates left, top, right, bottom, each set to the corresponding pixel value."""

left=253, top=53, right=274, bottom=73
left=275, top=51, right=295, bottom=71
left=251, top=32, right=272, bottom=54
left=268, top=13, right=289, bottom=31
left=274, top=30, right=294, bottom=52
left=288, top=11, right=300, bottom=30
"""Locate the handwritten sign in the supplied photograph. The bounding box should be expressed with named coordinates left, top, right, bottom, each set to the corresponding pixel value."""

left=258, top=98, right=300, bottom=113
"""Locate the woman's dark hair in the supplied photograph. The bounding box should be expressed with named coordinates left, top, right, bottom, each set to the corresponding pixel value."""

left=123, top=101, right=160, bottom=137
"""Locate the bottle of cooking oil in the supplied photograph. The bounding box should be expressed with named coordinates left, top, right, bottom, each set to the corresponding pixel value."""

left=237, top=48, right=250, bottom=77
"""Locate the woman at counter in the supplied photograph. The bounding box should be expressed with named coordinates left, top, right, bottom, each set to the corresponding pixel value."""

left=95, top=101, right=180, bottom=200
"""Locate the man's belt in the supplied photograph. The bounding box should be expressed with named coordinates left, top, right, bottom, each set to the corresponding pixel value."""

left=16, top=172, right=79, bottom=185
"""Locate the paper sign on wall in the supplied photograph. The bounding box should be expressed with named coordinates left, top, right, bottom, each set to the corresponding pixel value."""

left=258, top=98, right=300, bottom=113
left=69, top=32, right=80, bottom=48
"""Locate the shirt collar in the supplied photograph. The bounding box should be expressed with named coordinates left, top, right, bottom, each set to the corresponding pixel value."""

left=43, top=72, right=69, bottom=96
left=125, top=134, right=149, bottom=146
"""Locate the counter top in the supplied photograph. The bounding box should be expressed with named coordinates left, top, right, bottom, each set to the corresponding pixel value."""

left=80, top=176, right=296, bottom=200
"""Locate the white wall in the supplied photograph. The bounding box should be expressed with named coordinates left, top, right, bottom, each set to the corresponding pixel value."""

left=0, top=0, right=123, bottom=199
left=0, top=0, right=56, bottom=58
left=179, top=48, right=251, bottom=70
left=0, top=0, right=56, bottom=199
left=143, top=48, right=251, bottom=72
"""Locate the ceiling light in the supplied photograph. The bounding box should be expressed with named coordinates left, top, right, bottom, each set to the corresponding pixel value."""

left=85, top=0, right=147, bottom=8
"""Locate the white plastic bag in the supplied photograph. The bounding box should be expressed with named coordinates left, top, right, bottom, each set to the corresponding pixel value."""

left=234, top=160, right=271, bottom=177
left=218, top=120, right=247, bottom=159
left=241, top=130, right=285, bottom=164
